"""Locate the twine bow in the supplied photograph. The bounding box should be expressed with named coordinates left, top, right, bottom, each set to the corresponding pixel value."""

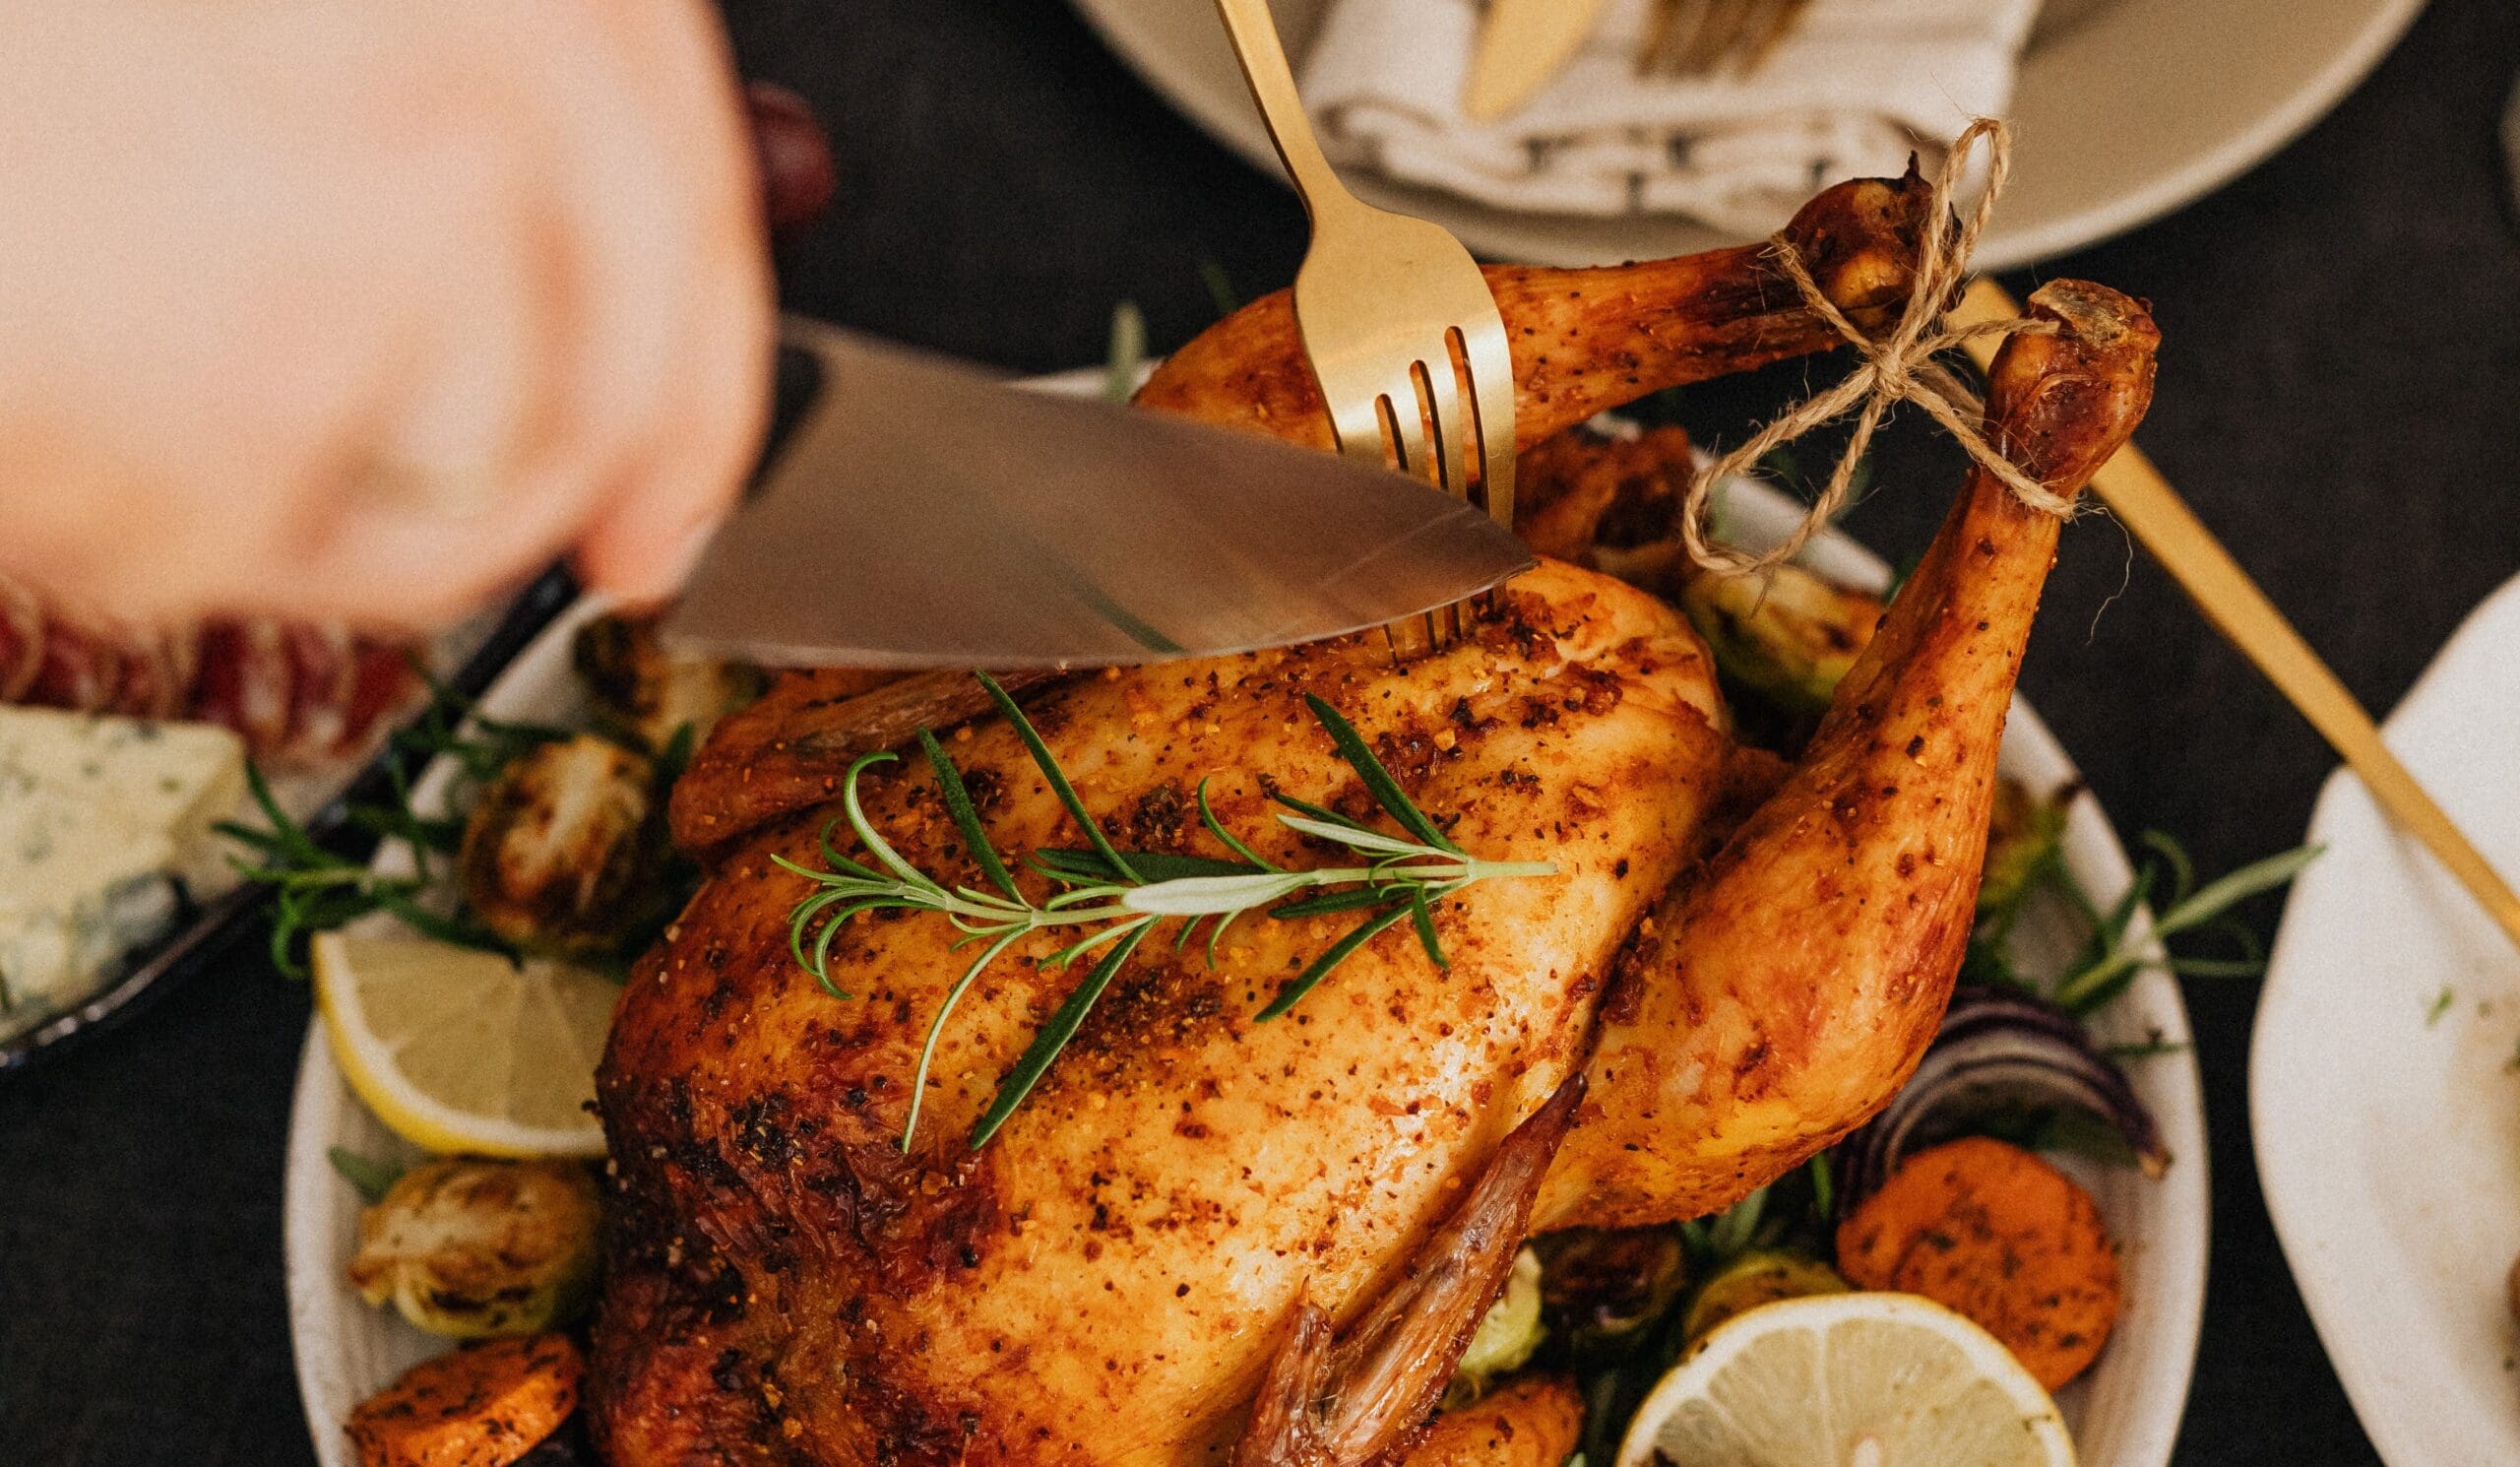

left=1678, top=117, right=2072, bottom=578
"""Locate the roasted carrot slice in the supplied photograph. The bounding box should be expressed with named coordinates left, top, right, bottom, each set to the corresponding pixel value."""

left=1399, top=1376, right=1584, bottom=1467
left=346, top=1333, right=582, bottom=1467
left=1834, top=1135, right=2121, bottom=1390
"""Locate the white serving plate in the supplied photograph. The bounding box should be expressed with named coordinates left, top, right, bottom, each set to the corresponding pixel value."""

left=1069, top=0, right=2423, bottom=270
left=2253, top=570, right=2520, bottom=1467
left=285, top=407, right=2207, bottom=1467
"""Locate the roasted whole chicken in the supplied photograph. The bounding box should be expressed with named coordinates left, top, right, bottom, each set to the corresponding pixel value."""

left=590, top=168, right=2160, bottom=1467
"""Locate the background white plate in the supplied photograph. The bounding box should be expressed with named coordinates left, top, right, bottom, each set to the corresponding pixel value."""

left=2253, top=570, right=2520, bottom=1467
left=1068, top=0, right=2424, bottom=270
left=285, top=413, right=2208, bottom=1467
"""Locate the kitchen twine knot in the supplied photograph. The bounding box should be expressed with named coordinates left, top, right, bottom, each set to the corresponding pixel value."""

left=1679, top=117, right=2073, bottom=578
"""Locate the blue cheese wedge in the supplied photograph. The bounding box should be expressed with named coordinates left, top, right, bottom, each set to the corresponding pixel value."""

left=0, top=707, right=245, bottom=1027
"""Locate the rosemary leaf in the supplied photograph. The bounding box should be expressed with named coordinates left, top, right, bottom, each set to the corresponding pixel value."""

left=970, top=919, right=1156, bottom=1148
left=2140, top=829, right=2197, bottom=910
left=1408, top=887, right=1446, bottom=970
left=2164, top=956, right=2267, bottom=978
left=920, top=730, right=1019, bottom=901
left=1271, top=885, right=1406, bottom=920
left=1302, top=694, right=1462, bottom=854
left=1197, top=778, right=1278, bottom=871
left=1035, top=848, right=1257, bottom=883
left=979, top=671, right=1139, bottom=884
left=799, top=820, right=880, bottom=883
left=1273, top=814, right=1429, bottom=859
left=1026, top=848, right=1119, bottom=882
left=839, top=751, right=935, bottom=890
left=1266, top=790, right=1356, bottom=829
left=1256, top=901, right=1411, bottom=1021
left=901, top=926, right=1029, bottom=1152
left=2157, top=842, right=2323, bottom=933
left=1195, top=255, right=1238, bottom=318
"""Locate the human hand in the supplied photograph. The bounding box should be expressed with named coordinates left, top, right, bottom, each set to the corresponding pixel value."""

left=0, top=0, right=777, bottom=628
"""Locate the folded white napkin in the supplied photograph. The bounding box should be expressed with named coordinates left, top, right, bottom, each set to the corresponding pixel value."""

left=1301, top=0, right=2039, bottom=237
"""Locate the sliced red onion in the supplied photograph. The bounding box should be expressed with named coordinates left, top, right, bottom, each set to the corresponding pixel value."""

left=1834, top=985, right=2168, bottom=1212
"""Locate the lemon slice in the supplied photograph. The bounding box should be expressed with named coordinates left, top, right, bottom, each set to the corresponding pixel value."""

left=1617, top=1292, right=2075, bottom=1467
left=313, top=931, right=617, bottom=1158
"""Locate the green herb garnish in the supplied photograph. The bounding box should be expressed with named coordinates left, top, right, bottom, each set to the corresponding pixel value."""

left=327, top=1146, right=406, bottom=1204
left=778, top=674, right=1553, bottom=1151
left=2050, top=833, right=2322, bottom=1013
left=1102, top=300, right=1147, bottom=404
left=1194, top=254, right=1239, bottom=318
left=217, top=659, right=559, bottom=978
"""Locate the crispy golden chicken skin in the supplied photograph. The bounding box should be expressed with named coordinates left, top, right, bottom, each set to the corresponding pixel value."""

left=597, top=561, right=1732, bottom=1466
left=590, top=167, right=2157, bottom=1464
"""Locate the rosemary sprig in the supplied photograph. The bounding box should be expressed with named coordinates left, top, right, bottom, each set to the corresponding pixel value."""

left=2049, top=833, right=2322, bottom=1013
left=779, top=673, right=1553, bottom=1152
left=216, top=659, right=557, bottom=978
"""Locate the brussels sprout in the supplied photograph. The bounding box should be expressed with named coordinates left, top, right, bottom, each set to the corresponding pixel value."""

left=458, top=733, right=667, bottom=957
left=1678, top=1248, right=1849, bottom=1346
left=1677, top=561, right=1885, bottom=721
left=1534, top=1225, right=1689, bottom=1357
left=347, top=1157, right=600, bottom=1339
left=572, top=611, right=765, bottom=754
left=1447, top=1246, right=1544, bottom=1402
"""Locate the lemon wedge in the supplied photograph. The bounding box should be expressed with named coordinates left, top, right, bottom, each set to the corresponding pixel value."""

left=313, top=931, right=617, bottom=1158
left=1617, top=1292, right=2075, bottom=1467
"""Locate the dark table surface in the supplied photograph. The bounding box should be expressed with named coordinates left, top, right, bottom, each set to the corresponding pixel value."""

left=5, top=1, right=2518, bottom=1462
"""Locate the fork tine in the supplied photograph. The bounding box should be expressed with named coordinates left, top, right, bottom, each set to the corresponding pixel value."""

left=1739, top=0, right=1809, bottom=71
left=1454, top=323, right=1516, bottom=531
left=1635, top=0, right=1684, bottom=77
left=1387, top=374, right=1437, bottom=489
left=1655, top=0, right=1715, bottom=75
left=1420, top=353, right=1469, bottom=501
left=1695, top=0, right=1757, bottom=73
left=1722, top=0, right=1781, bottom=72
left=1421, top=351, right=1476, bottom=650
left=1648, top=0, right=1704, bottom=75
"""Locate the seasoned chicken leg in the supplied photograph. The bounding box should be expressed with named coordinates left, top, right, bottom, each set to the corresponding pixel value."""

left=1134, top=172, right=1931, bottom=453
left=1535, top=281, right=2161, bottom=1230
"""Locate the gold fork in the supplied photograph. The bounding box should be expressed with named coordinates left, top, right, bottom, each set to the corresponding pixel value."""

left=1212, top=0, right=1517, bottom=660
left=1637, top=0, right=1812, bottom=78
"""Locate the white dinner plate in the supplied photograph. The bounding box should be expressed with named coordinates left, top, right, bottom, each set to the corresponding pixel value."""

left=284, top=385, right=2208, bottom=1467
left=1069, top=0, right=2423, bottom=269
left=2253, top=570, right=2520, bottom=1467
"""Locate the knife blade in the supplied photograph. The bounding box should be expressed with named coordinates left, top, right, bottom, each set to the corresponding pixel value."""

left=663, top=320, right=1532, bottom=670
left=1463, top=0, right=1608, bottom=123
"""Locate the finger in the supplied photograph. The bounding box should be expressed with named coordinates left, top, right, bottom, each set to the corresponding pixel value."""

left=568, top=0, right=773, bottom=604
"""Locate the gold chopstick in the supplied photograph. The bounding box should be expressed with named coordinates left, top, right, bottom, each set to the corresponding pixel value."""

left=1954, top=278, right=2520, bottom=954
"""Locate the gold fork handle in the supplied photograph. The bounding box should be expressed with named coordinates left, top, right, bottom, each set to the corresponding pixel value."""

left=1958, top=279, right=2520, bottom=953
left=1213, top=0, right=1364, bottom=221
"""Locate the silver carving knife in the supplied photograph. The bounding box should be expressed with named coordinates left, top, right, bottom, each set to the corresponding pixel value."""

left=662, top=320, right=1532, bottom=670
